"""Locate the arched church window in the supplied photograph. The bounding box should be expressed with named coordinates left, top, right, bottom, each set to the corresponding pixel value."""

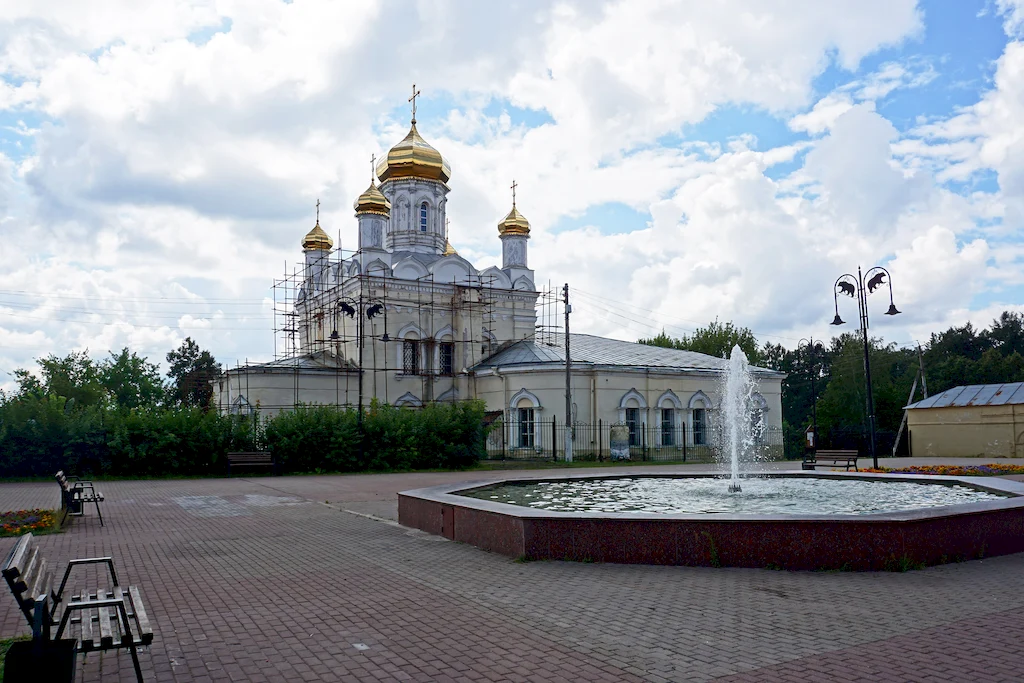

left=420, top=202, right=428, bottom=232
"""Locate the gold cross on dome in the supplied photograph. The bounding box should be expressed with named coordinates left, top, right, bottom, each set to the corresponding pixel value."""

left=315, top=198, right=320, bottom=224
left=370, top=153, right=376, bottom=182
left=511, top=179, right=517, bottom=207
left=409, top=84, right=421, bottom=123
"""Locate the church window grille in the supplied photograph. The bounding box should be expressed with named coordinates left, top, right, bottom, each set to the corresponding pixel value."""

left=439, top=342, right=454, bottom=376
left=403, top=340, right=419, bottom=374
left=518, top=408, right=535, bottom=448
left=625, top=407, right=640, bottom=446
left=661, top=408, right=675, bottom=446
left=420, top=202, right=428, bottom=232
left=693, top=408, right=707, bottom=445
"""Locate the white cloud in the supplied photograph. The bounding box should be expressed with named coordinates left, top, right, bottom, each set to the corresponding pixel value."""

left=789, top=94, right=855, bottom=135
left=998, top=0, right=1024, bottom=37
left=9, top=0, right=1022, bottom=388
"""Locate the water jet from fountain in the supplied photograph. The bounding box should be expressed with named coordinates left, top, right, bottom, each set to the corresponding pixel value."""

left=719, top=344, right=760, bottom=493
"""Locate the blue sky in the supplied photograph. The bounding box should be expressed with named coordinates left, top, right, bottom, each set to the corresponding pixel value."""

left=0, top=0, right=1023, bottom=376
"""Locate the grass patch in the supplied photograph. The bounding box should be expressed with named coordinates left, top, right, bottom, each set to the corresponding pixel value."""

left=883, top=553, right=926, bottom=572
left=0, top=509, right=61, bottom=537
left=701, top=531, right=722, bottom=568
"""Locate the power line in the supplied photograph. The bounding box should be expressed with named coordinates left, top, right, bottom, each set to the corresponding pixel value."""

left=0, top=302, right=272, bottom=322
left=0, top=289, right=267, bottom=305
left=572, top=287, right=914, bottom=347
left=0, top=310, right=266, bottom=330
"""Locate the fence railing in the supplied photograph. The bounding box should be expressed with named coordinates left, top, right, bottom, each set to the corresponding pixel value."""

left=484, top=418, right=785, bottom=463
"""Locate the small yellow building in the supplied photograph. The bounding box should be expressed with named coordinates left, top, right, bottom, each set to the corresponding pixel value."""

left=905, top=383, right=1024, bottom=458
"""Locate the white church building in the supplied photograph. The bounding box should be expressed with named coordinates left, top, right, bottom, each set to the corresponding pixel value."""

left=216, top=97, right=784, bottom=458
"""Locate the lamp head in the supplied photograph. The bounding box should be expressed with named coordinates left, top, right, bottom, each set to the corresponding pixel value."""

left=831, top=314, right=845, bottom=326
left=329, top=330, right=339, bottom=340
left=885, top=303, right=901, bottom=316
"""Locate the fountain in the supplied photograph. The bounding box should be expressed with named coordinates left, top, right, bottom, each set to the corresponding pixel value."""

left=720, top=344, right=758, bottom=493
left=398, top=347, right=1024, bottom=569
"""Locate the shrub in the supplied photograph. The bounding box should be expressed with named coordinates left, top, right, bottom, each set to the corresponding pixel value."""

left=0, top=393, right=486, bottom=478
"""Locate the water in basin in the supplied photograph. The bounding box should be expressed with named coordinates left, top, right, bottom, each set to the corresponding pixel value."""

left=462, top=476, right=1007, bottom=515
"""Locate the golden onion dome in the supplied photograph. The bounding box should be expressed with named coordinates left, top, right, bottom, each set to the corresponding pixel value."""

left=498, top=205, right=530, bottom=236
left=376, top=122, right=451, bottom=184
left=354, top=181, right=390, bottom=216
left=443, top=240, right=458, bottom=256
left=302, top=220, right=333, bottom=251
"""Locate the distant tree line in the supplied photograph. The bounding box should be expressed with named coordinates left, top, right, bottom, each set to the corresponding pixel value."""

left=0, top=338, right=484, bottom=477
left=641, top=312, right=1024, bottom=458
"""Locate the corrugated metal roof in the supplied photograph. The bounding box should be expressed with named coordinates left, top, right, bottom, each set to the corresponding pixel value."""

left=231, top=351, right=357, bottom=372
left=905, top=382, right=1024, bottom=409
left=474, top=333, right=785, bottom=376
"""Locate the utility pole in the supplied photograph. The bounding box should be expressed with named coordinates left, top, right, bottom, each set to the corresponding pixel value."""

left=916, top=342, right=928, bottom=399
left=357, top=290, right=365, bottom=464
left=563, top=283, right=573, bottom=463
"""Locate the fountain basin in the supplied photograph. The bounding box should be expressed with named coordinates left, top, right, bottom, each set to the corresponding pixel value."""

left=398, top=471, right=1024, bottom=570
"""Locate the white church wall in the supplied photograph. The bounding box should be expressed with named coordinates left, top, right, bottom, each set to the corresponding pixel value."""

left=216, top=371, right=360, bottom=418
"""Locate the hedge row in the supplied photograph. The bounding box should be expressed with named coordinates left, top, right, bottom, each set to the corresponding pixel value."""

left=0, top=396, right=487, bottom=477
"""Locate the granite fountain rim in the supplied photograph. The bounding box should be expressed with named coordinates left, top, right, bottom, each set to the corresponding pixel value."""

left=398, top=470, right=1024, bottom=523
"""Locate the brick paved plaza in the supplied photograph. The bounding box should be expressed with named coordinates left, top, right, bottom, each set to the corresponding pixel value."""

left=2, top=461, right=1023, bottom=682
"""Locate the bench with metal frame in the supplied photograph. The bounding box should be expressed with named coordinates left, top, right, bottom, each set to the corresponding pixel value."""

left=2, top=532, right=153, bottom=682
left=802, top=449, right=859, bottom=471
left=226, top=451, right=278, bottom=476
left=55, top=470, right=105, bottom=527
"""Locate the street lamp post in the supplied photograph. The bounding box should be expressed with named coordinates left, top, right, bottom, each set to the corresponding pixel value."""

left=830, top=266, right=901, bottom=470
left=333, top=290, right=388, bottom=462
left=797, top=337, right=823, bottom=452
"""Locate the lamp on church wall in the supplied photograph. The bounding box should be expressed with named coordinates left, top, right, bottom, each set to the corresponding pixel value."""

left=830, top=266, right=900, bottom=470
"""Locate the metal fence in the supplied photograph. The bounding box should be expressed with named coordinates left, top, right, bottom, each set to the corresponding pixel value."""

left=484, top=417, right=785, bottom=463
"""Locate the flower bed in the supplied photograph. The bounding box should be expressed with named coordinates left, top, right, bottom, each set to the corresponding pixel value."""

left=0, top=509, right=58, bottom=536
left=858, top=464, right=1024, bottom=476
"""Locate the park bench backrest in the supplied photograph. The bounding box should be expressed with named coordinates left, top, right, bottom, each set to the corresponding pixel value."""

left=227, top=452, right=273, bottom=463
left=54, top=473, right=74, bottom=504
left=2, top=534, right=54, bottom=628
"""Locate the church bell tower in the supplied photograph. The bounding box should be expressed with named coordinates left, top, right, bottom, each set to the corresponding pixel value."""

left=375, top=85, right=450, bottom=255
left=499, top=180, right=533, bottom=284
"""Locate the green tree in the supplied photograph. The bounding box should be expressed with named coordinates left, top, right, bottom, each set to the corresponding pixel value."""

left=924, top=322, right=991, bottom=393
left=816, top=334, right=917, bottom=447
left=99, top=348, right=165, bottom=410
left=640, top=320, right=762, bottom=364
left=166, top=338, right=222, bottom=410
left=13, top=351, right=105, bottom=408
left=983, top=311, right=1024, bottom=358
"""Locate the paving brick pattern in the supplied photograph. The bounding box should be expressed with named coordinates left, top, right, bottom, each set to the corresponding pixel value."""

left=0, top=465, right=1022, bottom=682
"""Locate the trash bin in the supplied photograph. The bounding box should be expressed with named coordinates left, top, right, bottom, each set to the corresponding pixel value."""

left=4, top=639, right=77, bottom=682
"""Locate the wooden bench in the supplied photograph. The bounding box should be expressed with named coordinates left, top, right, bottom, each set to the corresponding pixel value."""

left=802, top=449, right=859, bottom=471
left=226, top=451, right=278, bottom=476
left=55, top=471, right=105, bottom=527
left=2, top=533, right=153, bottom=682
